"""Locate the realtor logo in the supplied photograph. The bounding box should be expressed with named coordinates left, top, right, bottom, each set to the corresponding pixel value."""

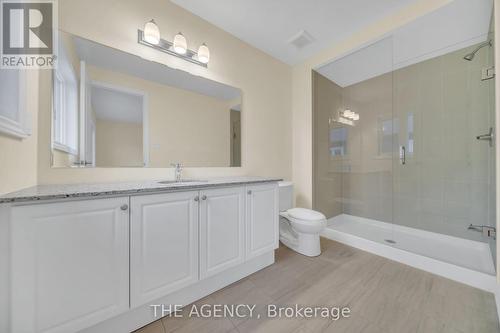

left=1, top=0, right=57, bottom=68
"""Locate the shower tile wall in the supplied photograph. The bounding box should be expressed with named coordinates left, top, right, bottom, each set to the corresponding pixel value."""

left=341, top=73, right=393, bottom=223
left=313, top=73, right=344, bottom=218
left=313, top=71, right=394, bottom=223
left=313, top=39, right=495, bottom=244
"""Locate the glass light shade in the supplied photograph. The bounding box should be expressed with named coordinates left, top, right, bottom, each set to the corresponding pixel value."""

left=144, top=19, right=160, bottom=45
left=338, top=117, right=353, bottom=126
left=173, top=32, right=187, bottom=54
left=197, top=43, right=210, bottom=64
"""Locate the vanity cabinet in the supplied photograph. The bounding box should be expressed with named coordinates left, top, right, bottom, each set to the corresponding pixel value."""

left=5, top=181, right=279, bottom=333
left=130, top=191, right=200, bottom=307
left=245, top=183, right=279, bottom=259
left=10, top=197, right=129, bottom=333
left=199, top=187, right=245, bottom=279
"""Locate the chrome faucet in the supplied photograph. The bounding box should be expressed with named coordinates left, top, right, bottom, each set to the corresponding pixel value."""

left=171, top=163, right=183, bottom=182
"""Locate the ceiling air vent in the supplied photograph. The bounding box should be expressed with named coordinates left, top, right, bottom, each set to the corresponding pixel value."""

left=288, top=30, right=315, bottom=49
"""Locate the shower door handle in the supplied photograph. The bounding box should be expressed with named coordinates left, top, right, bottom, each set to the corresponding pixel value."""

left=476, top=127, right=494, bottom=147
left=399, top=146, right=406, bottom=165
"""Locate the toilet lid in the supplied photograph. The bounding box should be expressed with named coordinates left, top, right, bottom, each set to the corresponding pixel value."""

left=287, top=208, right=326, bottom=221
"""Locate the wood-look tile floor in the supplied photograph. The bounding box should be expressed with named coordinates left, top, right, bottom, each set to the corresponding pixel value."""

left=135, top=238, right=499, bottom=333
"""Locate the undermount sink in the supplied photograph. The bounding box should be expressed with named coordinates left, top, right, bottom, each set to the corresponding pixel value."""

left=158, top=179, right=208, bottom=185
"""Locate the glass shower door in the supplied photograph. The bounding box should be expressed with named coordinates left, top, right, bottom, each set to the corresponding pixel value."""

left=392, top=34, right=496, bottom=274
left=313, top=37, right=396, bottom=246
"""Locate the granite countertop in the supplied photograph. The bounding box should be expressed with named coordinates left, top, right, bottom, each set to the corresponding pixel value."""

left=0, top=176, right=283, bottom=204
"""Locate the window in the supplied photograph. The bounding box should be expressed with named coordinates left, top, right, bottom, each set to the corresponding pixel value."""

left=0, top=70, right=30, bottom=138
left=407, top=112, right=414, bottom=154
left=52, top=42, right=78, bottom=154
left=378, top=117, right=398, bottom=156
left=329, top=127, right=348, bottom=157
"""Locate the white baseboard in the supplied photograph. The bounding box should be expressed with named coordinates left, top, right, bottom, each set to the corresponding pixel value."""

left=81, top=251, right=275, bottom=333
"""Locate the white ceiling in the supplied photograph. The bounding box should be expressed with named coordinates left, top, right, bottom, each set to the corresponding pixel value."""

left=171, top=0, right=419, bottom=65
left=91, top=85, right=144, bottom=123
left=73, top=36, right=241, bottom=100
left=317, top=0, right=493, bottom=87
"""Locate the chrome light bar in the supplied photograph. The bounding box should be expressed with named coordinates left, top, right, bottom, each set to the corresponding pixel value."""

left=137, top=30, right=208, bottom=68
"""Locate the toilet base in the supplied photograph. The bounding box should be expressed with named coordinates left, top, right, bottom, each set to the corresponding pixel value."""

left=280, top=233, right=322, bottom=257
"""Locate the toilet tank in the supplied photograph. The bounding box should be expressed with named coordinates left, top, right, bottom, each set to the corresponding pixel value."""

left=278, top=181, right=293, bottom=212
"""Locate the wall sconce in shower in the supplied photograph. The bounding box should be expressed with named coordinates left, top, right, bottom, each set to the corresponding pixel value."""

left=341, top=109, right=359, bottom=121
left=337, top=117, right=354, bottom=126
left=138, top=19, right=210, bottom=67
left=333, top=109, right=359, bottom=126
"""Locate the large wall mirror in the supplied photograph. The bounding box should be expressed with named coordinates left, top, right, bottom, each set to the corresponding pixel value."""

left=51, top=31, right=242, bottom=168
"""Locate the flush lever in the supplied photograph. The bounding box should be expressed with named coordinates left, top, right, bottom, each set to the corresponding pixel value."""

left=476, top=127, right=494, bottom=147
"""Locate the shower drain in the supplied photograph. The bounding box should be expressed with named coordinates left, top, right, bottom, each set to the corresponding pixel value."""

left=384, top=239, right=396, bottom=244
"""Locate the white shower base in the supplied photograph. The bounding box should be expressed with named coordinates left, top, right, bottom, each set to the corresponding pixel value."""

left=321, top=214, right=497, bottom=292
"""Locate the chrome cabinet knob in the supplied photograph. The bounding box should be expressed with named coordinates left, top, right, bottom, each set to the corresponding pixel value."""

left=201, top=195, right=207, bottom=200
left=194, top=196, right=199, bottom=202
left=247, top=190, right=252, bottom=195
left=120, top=204, right=129, bottom=211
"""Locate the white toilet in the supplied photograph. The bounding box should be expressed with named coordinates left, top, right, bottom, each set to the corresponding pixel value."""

left=278, top=181, right=326, bottom=257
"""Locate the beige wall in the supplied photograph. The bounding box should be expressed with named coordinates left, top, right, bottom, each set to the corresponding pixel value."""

left=36, top=0, right=292, bottom=185
left=96, top=119, right=143, bottom=167
left=88, top=65, right=232, bottom=167
left=0, top=71, right=39, bottom=195
left=292, top=0, right=452, bottom=208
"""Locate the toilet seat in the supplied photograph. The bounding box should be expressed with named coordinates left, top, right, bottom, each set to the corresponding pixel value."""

left=287, top=208, right=326, bottom=221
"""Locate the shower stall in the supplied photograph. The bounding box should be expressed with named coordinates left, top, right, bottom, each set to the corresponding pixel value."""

left=313, top=1, right=496, bottom=285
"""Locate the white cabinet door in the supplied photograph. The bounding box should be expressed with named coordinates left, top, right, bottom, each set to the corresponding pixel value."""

left=130, top=191, right=199, bottom=307
left=199, top=187, right=245, bottom=279
left=10, top=197, right=129, bottom=333
left=245, top=183, right=279, bottom=259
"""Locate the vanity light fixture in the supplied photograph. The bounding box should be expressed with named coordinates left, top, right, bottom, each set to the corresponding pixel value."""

left=138, top=20, right=210, bottom=67
left=143, top=19, right=160, bottom=45
left=197, top=43, right=210, bottom=64
left=173, top=32, right=187, bottom=54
